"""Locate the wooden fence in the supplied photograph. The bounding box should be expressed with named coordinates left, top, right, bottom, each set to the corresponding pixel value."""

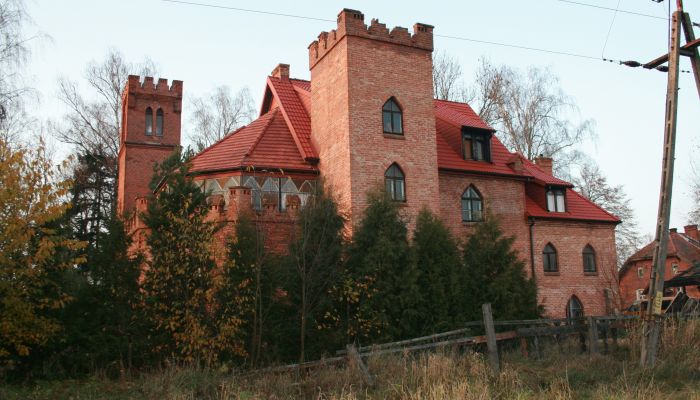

left=256, top=304, right=641, bottom=383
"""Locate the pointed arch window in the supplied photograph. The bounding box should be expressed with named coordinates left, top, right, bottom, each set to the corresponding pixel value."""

left=582, top=245, right=596, bottom=273
left=145, top=107, right=153, bottom=135
left=382, top=98, right=403, bottom=134
left=155, top=108, right=164, bottom=136
left=566, top=296, right=584, bottom=321
left=461, top=185, right=483, bottom=222
left=384, top=163, right=405, bottom=202
left=543, top=243, right=558, bottom=273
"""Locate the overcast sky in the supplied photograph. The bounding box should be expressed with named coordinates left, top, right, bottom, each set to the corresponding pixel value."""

left=24, top=0, right=700, bottom=236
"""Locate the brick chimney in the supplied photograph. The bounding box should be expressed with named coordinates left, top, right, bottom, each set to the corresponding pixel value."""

left=535, top=156, right=553, bottom=176
left=684, top=224, right=699, bottom=241
left=270, top=63, right=290, bottom=80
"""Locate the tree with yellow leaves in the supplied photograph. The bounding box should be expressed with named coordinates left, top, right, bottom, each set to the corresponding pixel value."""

left=0, top=138, right=85, bottom=374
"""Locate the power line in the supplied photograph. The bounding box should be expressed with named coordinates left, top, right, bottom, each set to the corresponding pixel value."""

left=160, top=0, right=334, bottom=22
left=555, top=0, right=668, bottom=20
left=601, top=0, right=622, bottom=59
left=158, top=0, right=691, bottom=73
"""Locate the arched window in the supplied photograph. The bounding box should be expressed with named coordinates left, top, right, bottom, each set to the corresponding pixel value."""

left=384, top=163, right=405, bottom=202
left=566, top=296, right=584, bottom=321
left=543, top=243, right=558, bottom=273
left=145, top=107, right=153, bottom=135
left=382, top=98, right=403, bottom=134
left=461, top=185, right=483, bottom=222
left=155, top=108, right=164, bottom=136
left=582, top=245, right=596, bottom=273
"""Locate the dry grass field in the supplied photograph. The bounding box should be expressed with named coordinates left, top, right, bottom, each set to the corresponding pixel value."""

left=3, top=320, right=700, bottom=399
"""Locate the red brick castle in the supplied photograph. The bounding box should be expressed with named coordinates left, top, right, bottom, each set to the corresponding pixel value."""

left=118, top=9, right=620, bottom=318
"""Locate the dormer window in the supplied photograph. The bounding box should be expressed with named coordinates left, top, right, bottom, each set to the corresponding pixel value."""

left=546, top=187, right=566, bottom=212
left=462, top=128, right=491, bottom=161
left=382, top=98, right=403, bottom=134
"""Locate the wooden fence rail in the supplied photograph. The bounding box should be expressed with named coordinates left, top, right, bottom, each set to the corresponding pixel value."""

left=257, top=307, right=642, bottom=375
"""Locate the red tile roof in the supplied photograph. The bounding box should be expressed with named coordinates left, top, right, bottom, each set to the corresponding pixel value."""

left=626, top=231, right=700, bottom=263
left=190, top=108, right=317, bottom=174
left=525, top=188, right=621, bottom=223
left=266, top=77, right=316, bottom=161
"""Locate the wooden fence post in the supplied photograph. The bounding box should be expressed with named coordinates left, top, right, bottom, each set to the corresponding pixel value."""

left=587, top=316, right=599, bottom=356
left=482, top=303, right=500, bottom=374
left=347, top=344, right=375, bottom=387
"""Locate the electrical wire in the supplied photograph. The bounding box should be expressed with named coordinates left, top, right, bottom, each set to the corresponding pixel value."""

left=158, top=0, right=693, bottom=74
left=601, top=0, right=622, bottom=59
left=555, top=0, right=667, bottom=20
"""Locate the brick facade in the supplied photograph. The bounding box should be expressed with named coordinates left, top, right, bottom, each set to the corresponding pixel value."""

left=118, top=8, right=621, bottom=319
left=619, top=226, right=700, bottom=309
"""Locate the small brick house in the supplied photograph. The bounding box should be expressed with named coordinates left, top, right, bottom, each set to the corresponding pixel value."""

left=117, top=8, right=620, bottom=318
left=619, top=225, right=700, bottom=309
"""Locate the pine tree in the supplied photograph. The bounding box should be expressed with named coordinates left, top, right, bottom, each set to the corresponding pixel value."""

left=460, top=216, right=539, bottom=322
left=344, top=189, right=419, bottom=342
left=55, top=217, right=149, bottom=376
left=141, top=149, right=225, bottom=365
left=412, top=208, right=461, bottom=334
left=287, top=182, right=344, bottom=362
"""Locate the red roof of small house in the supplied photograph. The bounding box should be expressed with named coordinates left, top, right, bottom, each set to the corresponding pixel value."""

left=191, top=75, right=618, bottom=224
left=190, top=107, right=317, bottom=174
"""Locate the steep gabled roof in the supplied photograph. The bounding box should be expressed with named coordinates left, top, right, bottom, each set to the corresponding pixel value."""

left=190, top=108, right=317, bottom=174
left=619, top=231, right=700, bottom=278
left=264, top=77, right=316, bottom=161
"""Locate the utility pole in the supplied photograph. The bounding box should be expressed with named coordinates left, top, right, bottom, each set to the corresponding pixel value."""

left=639, top=0, right=700, bottom=368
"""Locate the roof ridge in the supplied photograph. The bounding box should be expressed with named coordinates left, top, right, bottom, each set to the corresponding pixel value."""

left=243, top=108, right=279, bottom=162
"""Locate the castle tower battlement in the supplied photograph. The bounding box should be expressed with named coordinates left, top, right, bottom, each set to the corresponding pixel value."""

left=308, top=9, right=433, bottom=69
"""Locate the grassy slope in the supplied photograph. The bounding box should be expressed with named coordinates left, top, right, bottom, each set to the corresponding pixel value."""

left=3, top=320, right=700, bottom=399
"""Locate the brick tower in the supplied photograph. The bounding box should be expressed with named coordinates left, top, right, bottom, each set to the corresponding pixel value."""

left=117, top=75, right=183, bottom=217
left=308, top=9, right=440, bottom=231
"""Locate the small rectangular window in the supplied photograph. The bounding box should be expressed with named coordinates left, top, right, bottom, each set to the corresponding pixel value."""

left=672, top=264, right=679, bottom=275
left=637, top=267, right=644, bottom=278
left=462, top=128, right=491, bottom=162
left=546, top=187, right=566, bottom=212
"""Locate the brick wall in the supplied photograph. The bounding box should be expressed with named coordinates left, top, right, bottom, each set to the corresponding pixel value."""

left=531, top=220, right=617, bottom=317
left=438, top=172, right=530, bottom=260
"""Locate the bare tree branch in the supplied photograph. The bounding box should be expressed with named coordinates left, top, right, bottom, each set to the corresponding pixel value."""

left=187, top=86, right=256, bottom=151
left=570, top=160, right=643, bottom=268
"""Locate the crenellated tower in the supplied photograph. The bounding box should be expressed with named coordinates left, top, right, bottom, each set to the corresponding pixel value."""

left=308, top=9, right=439, bottom=231
left=117, top=75, right=183, bottom=217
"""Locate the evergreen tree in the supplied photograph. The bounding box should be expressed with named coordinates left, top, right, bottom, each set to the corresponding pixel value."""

left=221, top=213, right=263, bottom=365
left=344, top=189, right=419, bottom=342
left=141, top=149, right=229, bottom=365
left=287, top=182, right=344, bottom=362
left=53, top=217, right=149, bottom=377
left=460, top=216, right=539, bottom=322
left=412, top=208, right=461, bottom=334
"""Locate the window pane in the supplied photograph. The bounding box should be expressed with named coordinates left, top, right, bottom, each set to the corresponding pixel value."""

left=461, top=199, right=470, bottom=221
left=385, top=179, right=393, bottom=198
left=145, top=108, right=153, bottom=135
left=396, top=179, right=405, bottom=201
left=156, top=109, right=164, bottom=136
left=392, top=112, right=402, bottom=134
left=383, top=111, right=392, bottom=132
left=546, top=191, right=555, bottom=211
left=556, top=192, right=566, bottom=212
left=463, top=138, right=472, bottom=159
left=474, top=139, right=483, bottom=160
